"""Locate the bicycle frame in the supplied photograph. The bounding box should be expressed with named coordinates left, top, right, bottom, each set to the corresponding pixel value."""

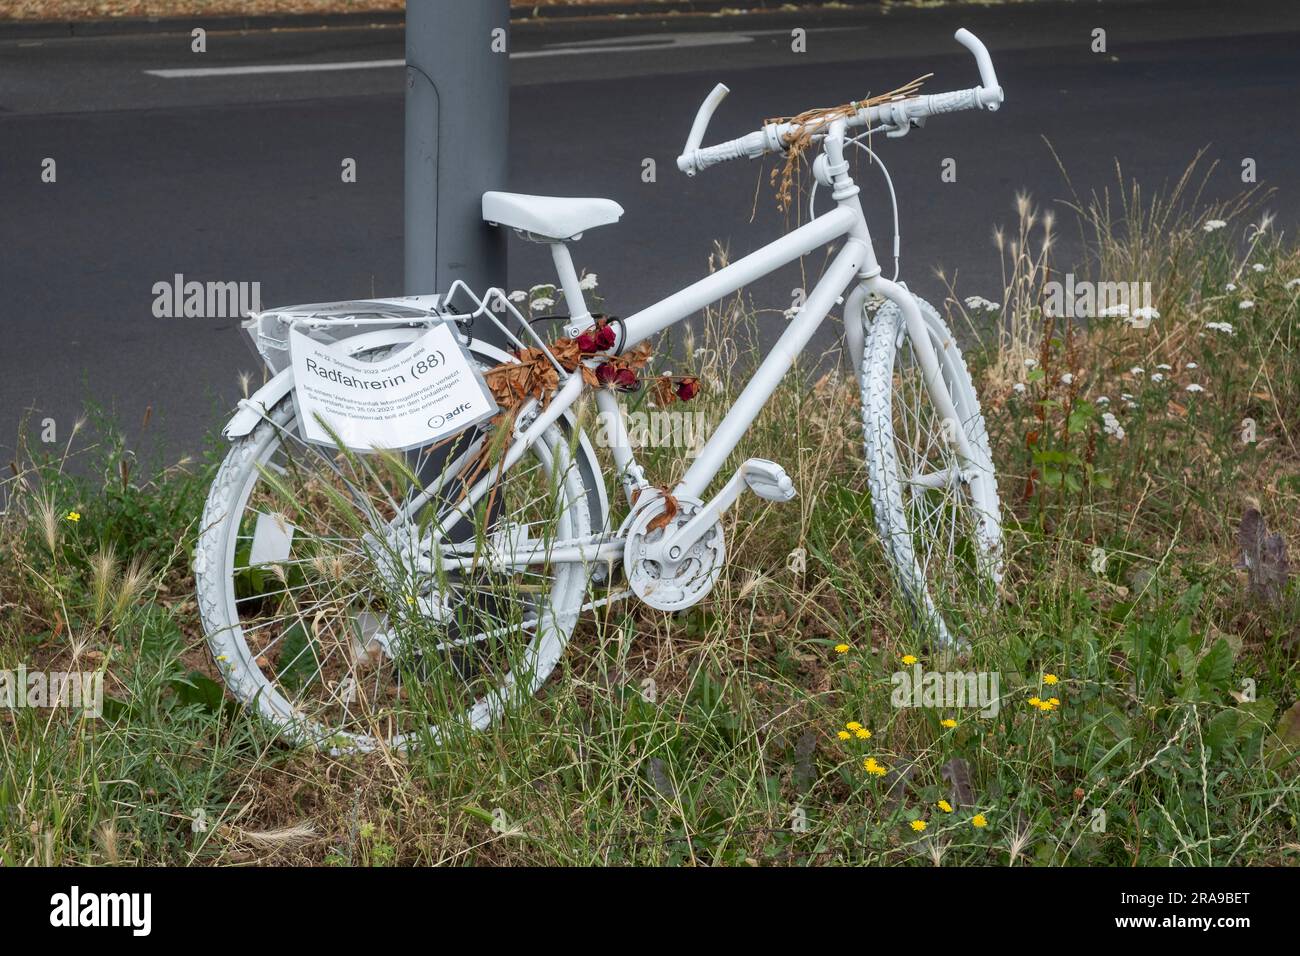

left=435, top=120, right=977, bottom=572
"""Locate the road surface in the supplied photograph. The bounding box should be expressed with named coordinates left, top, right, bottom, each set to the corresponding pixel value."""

left=1, top=0, right=1296, bottom=462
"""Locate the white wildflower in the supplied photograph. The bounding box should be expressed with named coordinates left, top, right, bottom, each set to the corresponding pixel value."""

left=1205, top=321, right=1235, bottom=334
left=1185, top=362, right=1198, bottom=369
left=1130, top=366, right=1145, bottom=376
left=1202, top=219, right=1227, bottom=233
left=1156, top=363, right=1172, bottom=371
left=1012, top=382, right=1026, bottom=394
left=1239, top=300, right=1255, bottom=310
left=579, top=272, right=599, bottom=291
left=1060, top=373, right=1073, bottom=385
left=1251, top=263, right=1267, bottom=273
left=1024, top=358, right=1038, bottom=369
left=1225, top=282, right=1237, bottom=292
left=1095, top=396, right=1110, bottom=405
left=1286, top=278, right=1300, bottom=291
left=1102, top=412, right=1125, bottom=440
left=507, top=290, right=528, bottom=303
left=964, top=295, right=1000, bottom=313
left=1150, top=373, right=1165, bottom=383
left=1185, top=383, right=1204, bottom=393
left=531, top=296, right=555, bottom=311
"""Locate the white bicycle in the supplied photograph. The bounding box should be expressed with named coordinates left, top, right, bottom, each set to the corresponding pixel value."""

left=194, top=29, right=1007, bottom=752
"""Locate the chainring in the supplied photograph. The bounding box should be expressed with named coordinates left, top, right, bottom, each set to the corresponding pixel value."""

left=622, top=493, right=725, bottom=611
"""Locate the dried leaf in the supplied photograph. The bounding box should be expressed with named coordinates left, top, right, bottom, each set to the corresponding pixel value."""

left=941, top=757, right=975, bottom=808
left=646, top=490, right=679, bottom=534
left=652, top=375, right=679, bottom=406
left=1237, top=507, right=1290, bottom=607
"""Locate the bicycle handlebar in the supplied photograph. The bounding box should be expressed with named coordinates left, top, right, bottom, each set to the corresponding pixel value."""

left=677, top=28, right=1004, bottom=177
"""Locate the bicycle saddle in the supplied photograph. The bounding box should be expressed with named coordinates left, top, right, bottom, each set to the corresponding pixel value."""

left=482, top=191, right=624, bottom=241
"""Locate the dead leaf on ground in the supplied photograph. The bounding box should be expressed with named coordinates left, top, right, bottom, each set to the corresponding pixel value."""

left=1236, top=507, right=1291, bottom=607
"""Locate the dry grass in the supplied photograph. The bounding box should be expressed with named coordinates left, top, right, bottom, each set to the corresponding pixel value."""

left=3, top=161, right=1300, bottom=866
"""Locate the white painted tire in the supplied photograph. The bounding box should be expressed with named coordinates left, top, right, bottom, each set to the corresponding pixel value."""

left=861, top=296, right=1003, bottom=649
left=194, top=349, right=596, bottom=754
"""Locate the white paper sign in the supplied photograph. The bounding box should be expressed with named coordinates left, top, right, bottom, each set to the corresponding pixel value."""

left=289, top=323, right=498, bottom=452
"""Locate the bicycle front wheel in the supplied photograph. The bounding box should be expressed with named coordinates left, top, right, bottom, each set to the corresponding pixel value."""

left=861, top=295, right=1003, bottom=649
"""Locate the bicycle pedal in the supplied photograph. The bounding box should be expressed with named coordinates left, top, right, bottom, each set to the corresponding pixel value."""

left=743, top=459, right=796, bottom=502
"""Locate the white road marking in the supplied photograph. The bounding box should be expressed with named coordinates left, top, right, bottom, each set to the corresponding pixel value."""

left=147, top=58, right=404, bottom=78
left=145, top=30, right=766, bottom=77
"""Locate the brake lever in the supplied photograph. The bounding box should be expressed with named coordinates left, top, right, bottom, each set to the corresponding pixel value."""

left=884, top=101, right=924, bottom=139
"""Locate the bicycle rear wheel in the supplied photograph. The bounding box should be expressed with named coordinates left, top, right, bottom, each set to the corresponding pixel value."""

left=194, top=344, right=597, bottom=753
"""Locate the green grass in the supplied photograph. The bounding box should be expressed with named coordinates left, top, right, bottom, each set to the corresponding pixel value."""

left=3, top=166, right=1300, bottom=865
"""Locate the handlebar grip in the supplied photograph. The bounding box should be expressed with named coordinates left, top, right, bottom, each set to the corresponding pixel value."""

left=917, top=88, right=982, bottom=116
left=679, top=129, right=772, bottom=175
left=692, top=139, right=747, bottom=173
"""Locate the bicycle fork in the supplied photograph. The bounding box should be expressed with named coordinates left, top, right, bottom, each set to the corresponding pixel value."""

left=844, top=277, right=979, bottom=465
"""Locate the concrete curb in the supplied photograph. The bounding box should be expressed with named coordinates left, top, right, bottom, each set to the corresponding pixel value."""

left=0, top=0, right=882, bottom=40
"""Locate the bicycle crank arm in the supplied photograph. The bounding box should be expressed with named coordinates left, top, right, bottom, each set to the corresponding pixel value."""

left=648, top=459, right=796, bottom=563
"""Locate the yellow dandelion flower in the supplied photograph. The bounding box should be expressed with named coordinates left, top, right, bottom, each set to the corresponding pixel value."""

left=837, top=730, right=852, bottom=741
left=937, top=800, right=953, bottom=813
left=1027, top=696, right=1042, bottom=707
left=909, top=819, right=927, bottom=832
left=1047, top=697, right=1060, bottom=707
left=901, top=654, right=918, bottom=665
left=834, top=643, right=850, bottom=654
left=863, top=757, right=888, bottom=777
left=846, top=721, right=862, bottom=731
left=65, top=511, right=81, bottom=523
left=854, top=728, right=871, bottom=740
left=1043, top=673, right=1059, bottom=685
left=941, top=718, right=957, bottom=728
left=972, top=814, right=988, bottom=828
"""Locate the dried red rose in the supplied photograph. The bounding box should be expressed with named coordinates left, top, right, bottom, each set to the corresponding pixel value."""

left=577, top=332, right=599, bottom=353
left=595, top=325, right=617, bottom=350
left=676, top=379, right=699, bottom=401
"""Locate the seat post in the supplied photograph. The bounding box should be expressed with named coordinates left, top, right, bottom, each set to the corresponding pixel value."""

left=550, top=242, right=591, bottom=326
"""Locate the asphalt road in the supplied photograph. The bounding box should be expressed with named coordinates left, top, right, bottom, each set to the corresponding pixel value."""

left=1, top=0, right=1298, bottom=464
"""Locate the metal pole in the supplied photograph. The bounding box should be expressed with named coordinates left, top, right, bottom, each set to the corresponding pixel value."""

left=405, top=0, right=509, bottom=297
